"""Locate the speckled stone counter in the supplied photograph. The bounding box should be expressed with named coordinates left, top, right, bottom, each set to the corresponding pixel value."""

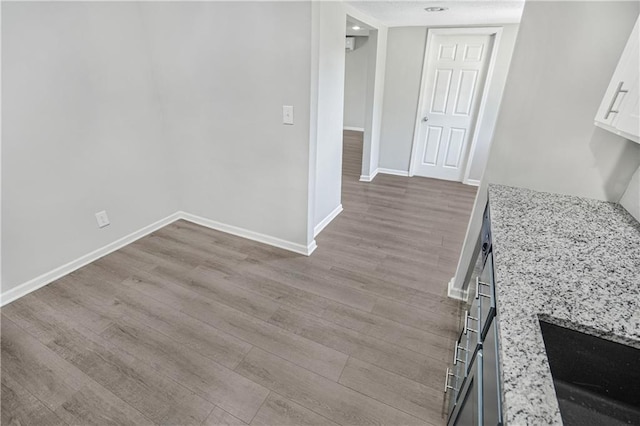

left=487, top=184, right=640, bottom=425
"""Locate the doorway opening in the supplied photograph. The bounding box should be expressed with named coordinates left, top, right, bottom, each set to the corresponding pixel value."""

left=310, top=7, right=386, bottom=240
left=343, top=16, right=380, bottom=184
left=343, top=18, right=371, bottom=182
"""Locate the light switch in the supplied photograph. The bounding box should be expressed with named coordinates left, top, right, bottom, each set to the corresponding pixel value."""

left=283, top=105, right=294, bottom=125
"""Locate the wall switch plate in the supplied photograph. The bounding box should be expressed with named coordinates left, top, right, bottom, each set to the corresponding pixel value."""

left=95, top=210, right=110, bottom=228
left=283, top=105, right=294, bottom=125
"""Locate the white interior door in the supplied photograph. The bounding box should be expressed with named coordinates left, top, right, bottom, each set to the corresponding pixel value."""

left=412, top=32, right=495, bottom=181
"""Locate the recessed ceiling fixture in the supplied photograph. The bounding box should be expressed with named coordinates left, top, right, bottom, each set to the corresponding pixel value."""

left=352, top=25, right=361, bottom=30
left=424, top=6, right=448, bottom=12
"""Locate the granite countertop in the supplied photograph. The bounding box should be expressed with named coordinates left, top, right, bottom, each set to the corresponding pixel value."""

left=487, top=184, right=640, bottom=425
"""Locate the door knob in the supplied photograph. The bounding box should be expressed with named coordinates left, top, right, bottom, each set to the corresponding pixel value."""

left=422, top=116, right=429, bottom=122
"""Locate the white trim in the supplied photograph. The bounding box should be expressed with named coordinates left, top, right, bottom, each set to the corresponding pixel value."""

left=0, top=212, right=182, bottom=307
left=447, top=277, right=469, bottom=302
left=359, top=168, right=379, bottom=182
left=409, top=28, right=437, bottom=177
left=461, top=28, right=503, bottom=184
left=344, top=10, right=387, bottom=195
left=314, top=204, right=343, bottom=237
left=1, top=211, right=318, bottom=307
left=377, top=168, right=409, bottom=177
left=594, top=121, right=640, bottom=144
left=343, top=126, right=365, bottom=132
left=409, top=27, right=504, bottom=182
left=180, top=212, right=316, bottom=257
left=464, top=178, right=481, bottom=187
left=308, top=0, right=320, bottom=255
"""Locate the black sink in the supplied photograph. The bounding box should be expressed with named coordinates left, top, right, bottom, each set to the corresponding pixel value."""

left=539, top=320, right=640, bottom=426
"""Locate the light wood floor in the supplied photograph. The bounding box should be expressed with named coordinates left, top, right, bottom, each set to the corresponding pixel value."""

left=1, top=131, right=477, bottom=426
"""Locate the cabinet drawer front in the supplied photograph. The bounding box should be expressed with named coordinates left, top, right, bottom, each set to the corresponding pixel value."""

left=482, top=318, right=503, bottom=426
left=453, top=327, right=480, bottom=379
left=463, top=297, right=481, bottom=373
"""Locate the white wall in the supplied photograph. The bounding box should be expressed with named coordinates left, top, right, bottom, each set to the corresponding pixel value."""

left=141, top=2, right=313, bottom=248
left=344, top=37, right=369, bottom=130
left=2, top=2, right=179, bottom=292
left=378, top=27, right=428, bottom=172
left=2, top=2, right=315, bottom=295
left=452, top=1, right=640, bottom=294
left=485, top=3, right=640, bottom=200
left=312, top=2, right=347, bottom=234
left=378, top=24, right=519, bottom=178
left=620, top=166, right=640, bottom=222
left=465, top=25, right=519, bottom=181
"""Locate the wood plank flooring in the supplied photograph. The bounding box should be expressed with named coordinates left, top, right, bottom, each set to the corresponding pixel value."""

left=1, top=130, right=477, bottom=425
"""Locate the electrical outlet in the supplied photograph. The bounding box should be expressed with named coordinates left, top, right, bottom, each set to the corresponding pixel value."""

left=95, top=210, right=110, bottom=228
left=283, top=105, right=294, bottom=125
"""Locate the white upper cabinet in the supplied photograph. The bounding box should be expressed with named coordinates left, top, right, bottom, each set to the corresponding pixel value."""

left=595, top=16, right=640, bottom=143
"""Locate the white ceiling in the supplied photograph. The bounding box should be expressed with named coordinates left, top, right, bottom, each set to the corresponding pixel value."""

left=346, top=18, right=372, bottom=36
left=346, top=1, right=524, bottom=27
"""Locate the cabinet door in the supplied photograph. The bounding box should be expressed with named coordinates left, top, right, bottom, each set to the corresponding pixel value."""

left=617, top=83, right=640, bottom=139
left=595, top=16, right=640, bottom=142
left=482, top=318, right=503, bottom=426
left=449, top=353, right=481, bottom=426
left=612, top=17, right=640, bottom=140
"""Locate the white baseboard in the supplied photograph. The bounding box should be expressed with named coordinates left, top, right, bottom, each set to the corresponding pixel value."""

left=314, top=204, right=343, bottom=237
left=343, top=126, right=365, bottom=132
left=359, top=169, right=379, bottom=182
left=1, top=211, right=318, bottom=307
left=447, top=277, right=469, bottom=302
left=180, top=212, right=316, bottom=257
left=377, top=168, right=409, bottom=177
left=0, top=212, right=182, bottom=307
left=464, top=179, right=480, bottom=187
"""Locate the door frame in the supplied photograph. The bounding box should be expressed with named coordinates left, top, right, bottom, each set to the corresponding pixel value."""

left=408, top=27, right=503, bottom=184
left=343, top=7, right=387, bottom=184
